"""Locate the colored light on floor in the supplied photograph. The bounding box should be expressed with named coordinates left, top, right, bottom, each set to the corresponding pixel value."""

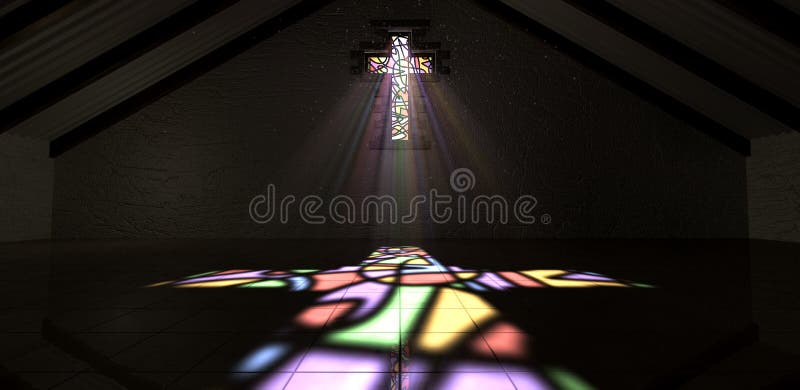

left=547, top=368, right=596, bottom=390
left=470, top=334, right=496, bottom=357
left=175, top=270, right=270, bottom=285
left=506, top=371, right=554, bottom=390
left=296, top=349, right=386, bottom=372
left=521, top=270, right=621, bottom=288
left=288, top=276, right=311, bottom=291
left=456, top=272, right=478, bottom=280
left=283, top=372, right=384, bottom=390
left=234, top=342, right=289, bottom=372
left=400, top=273, right=456, bottom=285
left=362, top=270, right=396, bottom=279
left=311, top=272, right=361, bottom=291
left=486, top=273, right=516, bottom=289
left=406, top=258, right=431, bottom=265
left=482, top=328, right=528, bottom=359
left=344, top=280, right=391, bottom=294
left=561, top=273, right=613, bottom=281
left=146, top=245, right=656, bottom=390
left=326, top=286, right=432, bottom=348
left=216, top=269, right=252, bottom=275
left=241, top=279, right=286, bottom=288
left=291, top=269, right=319, bottom=273
left=475, top=273, right=505, bottom=290
left=452, top=288, right=495, bottom=309
left=439, top=371, right=517, bottom=390
left=184, top=270, right=218, bottom=279
left=295, top=302, right=338, bottom=328
left=175, top=279, right=259, bottom=288
left=326, top=331, right=400, bottom=348
left=498, top=271, right=543, bottom=287
left=145, top=280, right=174, bottom=287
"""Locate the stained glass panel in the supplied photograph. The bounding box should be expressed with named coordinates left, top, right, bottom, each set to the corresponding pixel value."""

left=366, top=35, right=434, bottom=141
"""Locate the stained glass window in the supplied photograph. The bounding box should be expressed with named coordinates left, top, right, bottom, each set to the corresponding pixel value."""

left=366, top=35, right=434, bottom=141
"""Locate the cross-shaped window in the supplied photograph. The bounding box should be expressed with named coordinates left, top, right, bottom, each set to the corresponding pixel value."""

left=366, top=34, right=434, bottom=142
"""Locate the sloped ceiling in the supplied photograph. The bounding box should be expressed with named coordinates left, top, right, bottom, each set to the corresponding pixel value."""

left=0, top=0, right=798, bottom=157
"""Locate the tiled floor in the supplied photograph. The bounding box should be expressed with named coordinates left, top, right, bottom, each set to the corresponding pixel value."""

left=1, top=239, right=798, bottom=389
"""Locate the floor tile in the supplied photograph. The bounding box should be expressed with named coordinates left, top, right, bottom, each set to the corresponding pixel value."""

left=51, top=372, right=127, bottom=389
left=193, top=333, right=316, bottom=373
left=90, top=309, right=196, bottom=333
left=75, top=333, right=153, bottom=357
left=112, top=333, right=230, bottom=372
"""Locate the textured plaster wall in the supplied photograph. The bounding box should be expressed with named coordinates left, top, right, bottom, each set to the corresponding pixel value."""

left=0, top=134, right=53, bottom=242
left=52, top=0, right=747, bottom=239
left=748, top=132, right=800, bottom=243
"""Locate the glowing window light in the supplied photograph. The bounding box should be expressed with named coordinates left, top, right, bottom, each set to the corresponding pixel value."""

left=367, top=35, right=434, bottom=141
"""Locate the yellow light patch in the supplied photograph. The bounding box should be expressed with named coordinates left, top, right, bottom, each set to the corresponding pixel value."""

left=406, top=258, right=430, bottom=265
left=417, top=331, right=470, bottom=353
left=417, top=288, right=485, bottom=352
left=364, top=265, right=398, bottom=271
left=378, top=276, right=397, bottom=283
left=175, top=279, right=259, bottom=288
left=455, top=272, right=478, bottom=280
left=452, top=289, right=495, bottom=309
left=465, top=308, right=498, bottom=326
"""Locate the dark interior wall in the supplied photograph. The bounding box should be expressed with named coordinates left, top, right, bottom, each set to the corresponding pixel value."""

left=0, top=134, right=53, bottom=242
left=748, top=132, right=800, bottom=243
left=51, top=0, right=747, bottom=240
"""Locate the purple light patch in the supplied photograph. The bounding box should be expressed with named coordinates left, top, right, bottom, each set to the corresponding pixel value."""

left=284, top=373, right=385, bottom=390
left=486, top=273, right=515, bottom=289
left=296, top=349, right=386, bottom=372
left=322, top=266, right=361, bottom=273
left=317, top=287, right=348, bottom=303
left=561, top=273, right=614, bottom=282
left=476, top=273, right=506, bottom=290
left=363, top=270, right=396, bottom=279
left=340, top=286, right=390, bottom=317
left=449, top=266, right=469, bottom=272
left=253, top=372, right=292, bottom=390
left=406, top=372, right=429, bottom=388
left=505, top=370, right=553, bottom=389
left=440, top=371, right=516, bottom=390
